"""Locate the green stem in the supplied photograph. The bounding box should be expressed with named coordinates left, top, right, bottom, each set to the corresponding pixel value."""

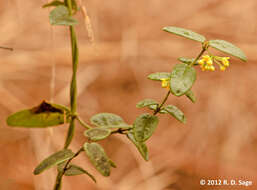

left=76, top=116, right=92, bottom=129
left=111, top=127, right=132, bottom=134
left=154, top=90, right=171, bottom=115
left=190, top=41, right=210, bottom=67
left=53, top=147, right=84, bottom=190
left=64, top=0, right=79, bottom=149
left=54, top=0, right=79, bottom=189
left=153, top=46, right=207, bottom=115
left=64, top=25, right=79, bottom=149
left=53, top=172, right=63, bottom=190
left=190, top=48, right=206, bottom=67
left=63, top=147, right=84, bottom=171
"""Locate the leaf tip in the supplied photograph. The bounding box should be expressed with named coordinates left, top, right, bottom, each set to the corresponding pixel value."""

left=182, top=118, right=187, bottom=124
left=33, top=168, right=40, bottom=175
left=162, top=26, right=169, bottom=32
left=242, top=55, right=247, bottom=62
left=6, top=116, right=11, bottom=126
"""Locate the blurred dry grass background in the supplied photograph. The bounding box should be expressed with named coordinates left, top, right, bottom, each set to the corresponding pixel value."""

left=0, top=0, right=257, bottom=189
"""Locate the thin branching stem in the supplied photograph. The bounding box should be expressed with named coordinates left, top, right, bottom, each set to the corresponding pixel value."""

left=76, top=116, right=92, bottom=129
left=190, top=42, right=209, bottom=67
left=63, top=147, right=84, bottom=171
left=153, top=90, right=170, bottom=115
left=111, top=128, right=131, bottom=134
left=190, top=48, right=205, bottom=67
left=153, top=46, right=206, bottom=115
left=53, top=147, right=84, bottom=190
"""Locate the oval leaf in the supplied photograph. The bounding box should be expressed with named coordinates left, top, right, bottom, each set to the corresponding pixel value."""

left=147, top=72, right=171, bottom=81
left=90, top=113, right=129, bottom=128
left=34, top=149, right=74, bottom=175
left=6, top=101, right=70, bottom=128
left=57, top=162, right=96, bottom=182
left=185, top=90, right=196, bottom=103
left=162, top=105, right=186, bottom=124
left=84, top=128, right=111, bottom=141
left=170, top=63, right=196, bottom=96
left=127, top=132, right=148, bottom=161
left=84, top=142, right=111, bottom=177
left=209, top=40, right=247, bottom=62
left=133, top=113, right=159, bottom=142
left=163, top=26, right=206, bottom=43
left=50, top=5, right=78, bottom=26
left=136, top=99, right=158, bottom=108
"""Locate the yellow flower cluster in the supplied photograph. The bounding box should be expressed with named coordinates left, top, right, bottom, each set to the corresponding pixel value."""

left=219, top=57, right=230, bottom=71
left=160, top=78, right=170, bottom=89
left=198, top=55, right=215, bottom=71
left=198, top=55, right=230, bottom=71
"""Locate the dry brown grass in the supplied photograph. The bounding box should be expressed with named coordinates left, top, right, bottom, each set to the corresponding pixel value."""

left=0, top=0, right=257, bottom=189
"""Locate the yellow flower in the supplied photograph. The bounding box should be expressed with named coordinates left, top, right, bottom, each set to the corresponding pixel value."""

left=213, top=56, right=230, bottom=71
left=202, top=55, right=211, bottom=62
left=206, top=59, right=213, bottom=66
left=198, top=59, right=204, bottom=65
left=160, top=78, right=170, bottom=89
left=220, top=65, right=226, bottom=71
left=221, top=57, right=230, bottom=67
left=210, top=65, right=215, bottom=71
left=198, top=55, right=215, bottom=71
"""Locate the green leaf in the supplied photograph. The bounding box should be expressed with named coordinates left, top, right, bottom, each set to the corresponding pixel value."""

left=170, top=63, right=196, bottom=96
left=57, top=162, right=96, bottom=182
left=6, top=101, right=70, bottom=128
left=209, top=40, right=247, bottom=62
left=90, top=113, right=129, bottom=129
left=49, top=5, right=78, bottom=26
left=84, top=128, right=111, bottom=141
left=127, top=132, right=148, bottom=161
left=133, top=113, right=159, bottom=142
left=136, top=99, right=158, bottom=108
left=162, top=105, right=186, bottom=124
left=147, top=72, right=171, bottom=81
left=185, top=90, right=196, bottom=103
left=84, top=142, right=112, bottom=177
left=178, top=57, right=196, bottom=65
left=42, top=0, right=64, bottom=8
left=163, top=26, right=206, bottom=43
left=34, top=149, right=74, bottom=175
